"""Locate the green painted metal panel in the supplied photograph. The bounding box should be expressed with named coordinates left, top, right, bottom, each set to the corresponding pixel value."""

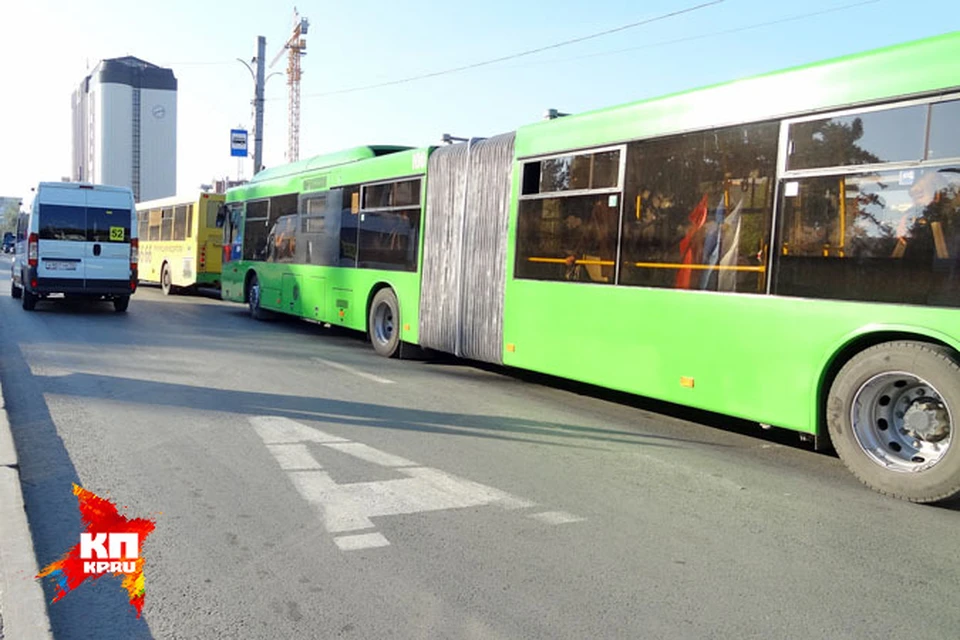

left=515, top=31, right=960, bottom=158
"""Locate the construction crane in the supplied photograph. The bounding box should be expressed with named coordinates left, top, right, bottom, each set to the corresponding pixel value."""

left=270, top=8, right=309, bottom=162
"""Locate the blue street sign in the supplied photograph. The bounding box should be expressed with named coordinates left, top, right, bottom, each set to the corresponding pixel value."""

left=230, top=129, right=248, bottom=157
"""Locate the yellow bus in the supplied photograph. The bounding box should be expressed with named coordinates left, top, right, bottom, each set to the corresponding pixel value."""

left=135, top=191, right=224, bottom=294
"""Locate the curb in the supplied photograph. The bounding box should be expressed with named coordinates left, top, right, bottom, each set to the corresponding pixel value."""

left=0, top=380, right=54, bottom=640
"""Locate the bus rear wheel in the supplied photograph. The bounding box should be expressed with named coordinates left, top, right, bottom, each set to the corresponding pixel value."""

left=826, top=341, right=960, bottom=503
left=369, top=288, right=400, bottom=358
left=21, top=287, right=37, bottom=311
left=161, top=263, right=175, bottom=296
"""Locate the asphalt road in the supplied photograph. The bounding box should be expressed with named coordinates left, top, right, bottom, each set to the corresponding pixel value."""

left=1, top=254, right=958, bottom=640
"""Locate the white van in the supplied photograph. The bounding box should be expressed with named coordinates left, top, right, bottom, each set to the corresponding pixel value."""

left=10, top=182, right=138, bottom=312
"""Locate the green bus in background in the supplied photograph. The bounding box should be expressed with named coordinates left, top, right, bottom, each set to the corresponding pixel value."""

left=221, top=30, right=960, bottom=503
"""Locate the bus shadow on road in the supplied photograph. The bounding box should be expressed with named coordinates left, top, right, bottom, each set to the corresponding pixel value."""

left=224, top=308, right=827, bottom=453
left=0, top=341, right=155, bottom=640
left=34, top=370, right=710, bottom=452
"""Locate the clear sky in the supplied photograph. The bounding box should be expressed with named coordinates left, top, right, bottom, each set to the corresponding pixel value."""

left=0, top=0, right=957, bottom=204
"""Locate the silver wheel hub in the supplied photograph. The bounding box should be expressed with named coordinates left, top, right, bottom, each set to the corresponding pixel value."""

left=851, top=372, right=953, bottom=473
left=374, top=303, right=393, bottom=344
left=902, top=399, right=950, bottom=442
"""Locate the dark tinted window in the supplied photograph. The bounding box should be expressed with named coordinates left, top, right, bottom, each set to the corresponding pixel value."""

left=17, top=213, right=29, bottom=241
left=522, top=150, right=621, bottom=195
left=515, top=194, right=620, bottom=283
left=787, top=104, right=927, bottom=170
left=204, top=200, right=219, bottom=229
left=38, top=205, right=85, bottom=241
left=928, top=100, right=960, bottom=161
left=137, top=211, right=148, bottom=240
left=269, top=194, right=299, bottom=224
left=357, top=210, right=420, bottom=271
left=243, top=199, right=270, bottom=261
left=775, top=166, right=960, bottom=307
left=161, top=207, right=173, bottom=241
left=362, top=179, right=420, bottom=209
left=88, top=207, right=131, bottom=242
left=267, top=215, right=297, bottom=263
left=149, top=209, right=161, bottom=241
left=173, top=205, right=187, bottom=241
left=619, top=122, right=778, bottom=292
left=299, top=190, right=342, bottom=266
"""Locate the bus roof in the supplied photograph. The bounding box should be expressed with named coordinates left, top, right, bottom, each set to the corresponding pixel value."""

left=514, top=29, right=960, bottom=158
left=37, top=181, right=133, bottom=194
left=248, top=145, right=414, bottom=184
left=135, top=191, right=224, bottom=209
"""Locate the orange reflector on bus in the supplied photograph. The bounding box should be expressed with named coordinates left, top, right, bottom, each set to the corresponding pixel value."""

left=506, top=343, right=516, bottom=353
left=680, top=377, right=695, bottom=388
left=403, top=323, right=410, bottom=331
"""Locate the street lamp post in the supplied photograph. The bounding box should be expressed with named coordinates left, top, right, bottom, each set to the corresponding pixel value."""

left=237, top=36, right=282, bottom=177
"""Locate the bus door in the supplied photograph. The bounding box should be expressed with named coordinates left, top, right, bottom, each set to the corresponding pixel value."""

left=219, top=204, right=243, bottom=264
left=84, top=187, right=133, bottom=284
left=199, top=196, right=223, bottom=277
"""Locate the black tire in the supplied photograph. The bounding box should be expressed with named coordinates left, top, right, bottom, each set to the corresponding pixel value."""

left=247, top=273, right=269, bottom=321
left=826, top=341, right=960, bottom=503
left=368, top=288, right=401, bottom=358
left=21, top=287, right=37, bottom=311
left=11, top=281, right=21, bottom=299
left=161, top=262, right=175, bottom=296
left=113, top=296, right=130, bottom=312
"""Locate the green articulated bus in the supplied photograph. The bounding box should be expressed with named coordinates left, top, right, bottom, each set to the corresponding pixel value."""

left=221, top=31, right=960, bottom=503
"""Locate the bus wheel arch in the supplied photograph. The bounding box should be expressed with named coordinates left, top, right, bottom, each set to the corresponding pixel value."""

left=818, top=332, right=953, bottom=445
left=367, top=284, right=401, bottom=358
left=821, top=335, right=960, bottom=503
left=243, top=269, right=258, bottom=304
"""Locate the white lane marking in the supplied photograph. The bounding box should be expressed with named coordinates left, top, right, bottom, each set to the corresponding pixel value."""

left=266, top=444, right=323, bottom=470
left=527, top=511, right=586, bottom=525
left=312, top=358, right=395, bottom=384
left=251, top=415, right=349, bottom=444
left=252, top=416, right=581, bottom=551
left=333, top=533, right=391, bottom=551
left=324, top=442, right=417, bottom=467
left=290, top=466, right=536, bottom=533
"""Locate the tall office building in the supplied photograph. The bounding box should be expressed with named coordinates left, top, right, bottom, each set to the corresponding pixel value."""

left=72, top=56, right=177, bottom=202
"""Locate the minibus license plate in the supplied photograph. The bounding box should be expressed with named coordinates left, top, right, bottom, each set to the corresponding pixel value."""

left=47, top=261, right=77, bottom=271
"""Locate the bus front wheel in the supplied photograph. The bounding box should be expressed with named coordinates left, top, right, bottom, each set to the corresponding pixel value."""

left=247, top=274, right=269, bottom=321
left=826, top=340, right=960, bottom=503
left=369, top=288, right=400, bottom=358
